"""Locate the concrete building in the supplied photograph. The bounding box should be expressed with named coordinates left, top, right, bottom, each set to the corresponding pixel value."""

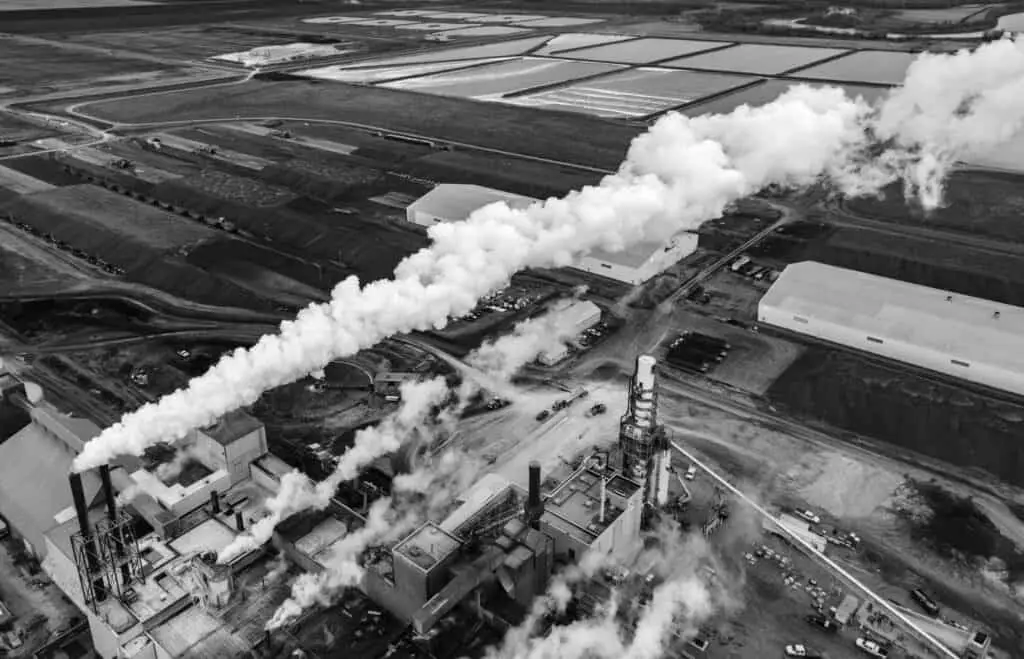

left=758, top=261, right=1024, bottom=397
left=537, top=299, right=602, bottom=366
left=371, top=372, right=419, bottom=405
left=404, top=184, right=697, bottom=286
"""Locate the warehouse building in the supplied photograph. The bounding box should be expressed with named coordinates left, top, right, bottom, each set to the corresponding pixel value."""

left=537, top=299, right=602, bottom=366
left=405, top=184, right=697, bottom=285
left=758, top=261, right=1024, bottom=397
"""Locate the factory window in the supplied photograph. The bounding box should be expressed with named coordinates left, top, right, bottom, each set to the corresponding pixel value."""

left=792, top=315, right=808, bottom=324
left=866, top=336, right=883, bottom=344
left=951, top=359, right=970, bottom=368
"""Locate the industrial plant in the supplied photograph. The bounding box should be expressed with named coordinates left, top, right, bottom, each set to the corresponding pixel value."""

left=0, top=355, right=690, bottom=658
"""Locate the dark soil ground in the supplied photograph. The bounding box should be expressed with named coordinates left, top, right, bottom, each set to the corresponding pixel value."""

left=845, top=172, right=1024, bottom=245
left=767, top=346, right=1024, bottom=487
left=76, top=79, right=638, bottom=171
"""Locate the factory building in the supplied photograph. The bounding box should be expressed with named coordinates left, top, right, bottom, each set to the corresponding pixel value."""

left=363, top=460, right=642, bottom=635
left=758, top=261, right=1024, bottom=397
left=371, top=371, right=419, bottom=406
left=405, top=184, right=697, bottom=286
left=537, top=299, right=602, bottom=366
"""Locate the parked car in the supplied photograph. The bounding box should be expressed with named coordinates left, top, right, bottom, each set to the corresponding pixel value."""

left=684, top=465, right=697, bottom=480
left=587, top=403, right=607, bottom=417
left=785, top=644, right=821, bottom=658
left=855, top=637, right=889, bottom=658
left=536, top=409, right=551, bottom=422
left=910, top=588, right=940, bottom=616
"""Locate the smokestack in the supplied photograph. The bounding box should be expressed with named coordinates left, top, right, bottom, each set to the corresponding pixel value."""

left=69, top=473, right=91, bottom=540
left=599, top=476, right=606, bottom=524
left=528, top=461, right=541, bottom=510
left=235, top=511, right=245, bottom=532
left=528, top=461, right=543, bottom=530
left=99, top=465, right=116, bottom=523
left=210, top=490, right=221, bottom=515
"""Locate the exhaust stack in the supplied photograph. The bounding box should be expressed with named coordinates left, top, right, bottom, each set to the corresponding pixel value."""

left=99, top=466, right=116, bottom=522
left=235, top=511, right=245, bottom=532
left=69, top=472, right=92, bottom=541
left=210, top=490, right=221, bottom=515
left=527, top=461, right=543, bottom=530
left=69, top=472, right=107, bottom=602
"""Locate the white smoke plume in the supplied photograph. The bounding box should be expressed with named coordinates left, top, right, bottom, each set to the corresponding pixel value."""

left=217, top=376, right=449, bottom=563
left=265, top=496, right=401, bottom=630
left=486, top=522, right=740, bottom=659
left=74, top=39, right=1024, bottom=475
left=266, top=449, right=477, bottom=629
left=468, top=292, right=593, bottom=382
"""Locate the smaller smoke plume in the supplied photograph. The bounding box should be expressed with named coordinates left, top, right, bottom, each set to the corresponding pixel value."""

left=468, top=292, right=592, bottom=382
left=486, top=521, right=744, bottom=659
left=267, top=447, right=485, bottom=629
left=218, top=376, right=450, bottom=563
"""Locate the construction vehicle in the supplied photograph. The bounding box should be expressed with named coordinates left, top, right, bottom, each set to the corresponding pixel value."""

left=194, top=144, right=218, bottom=156
left=269, top=129, right=292, bottom=139
left=109, top=158, right=133, bottom=169
left=552, top=387, right=588, bottom=412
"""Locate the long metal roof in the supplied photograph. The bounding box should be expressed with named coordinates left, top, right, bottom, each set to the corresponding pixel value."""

left=407, top=184, right=535, bottom=222
left=760, top=261, right=1024, bottom=375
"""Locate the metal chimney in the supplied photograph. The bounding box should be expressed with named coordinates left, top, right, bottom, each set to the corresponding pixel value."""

left=69, top=472, right=91, bottom=541
left=599, top=476, right=606, bottom=524
left=234, top=511, right=245, bottom=532
left=99, top=466, right=116, bottom=523
left=210, top=491, right=221, bottom=515
left=527, top=461, right=543, bottom=530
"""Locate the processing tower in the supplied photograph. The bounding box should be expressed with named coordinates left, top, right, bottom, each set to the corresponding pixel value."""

left=618, top=355, right=671, bottom=509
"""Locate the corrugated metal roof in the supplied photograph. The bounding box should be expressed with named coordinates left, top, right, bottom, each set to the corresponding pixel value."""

left=201, top=410, right=263, bottom=447
left=408, top=184, right=535, bottom=222
left=440, top=473, right=512, bottom=535
left=761, top=261, right=1024, bottom=374
left=0, top=424, right=100, bottom=555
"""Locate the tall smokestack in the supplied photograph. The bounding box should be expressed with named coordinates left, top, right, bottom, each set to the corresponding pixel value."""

left=528, top=461, right=543, bottom=530
left=69, top=473, right=91, bottom=541
left=235, top=511, right=245, bottom=532
left=210, top=491, right=221, bottom=515
left=99, top=466, right=116, bottom=523
left=599, top=476, right=606, bottom=524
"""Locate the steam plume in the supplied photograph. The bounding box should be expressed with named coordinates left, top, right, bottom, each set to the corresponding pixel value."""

left=217, top=376, right=449, bottom=563
left=266, top=448, right=479, bottom=629
left=74, top=38, right=1024, bottom=474
left=468, top=293, right=593, bottom=381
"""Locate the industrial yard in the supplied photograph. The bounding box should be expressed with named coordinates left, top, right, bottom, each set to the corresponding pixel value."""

left=0, top=0, right=1023, bottom=658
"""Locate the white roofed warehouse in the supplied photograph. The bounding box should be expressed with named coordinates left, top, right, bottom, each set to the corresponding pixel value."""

left=758, top=261, right=1024, bottom=396
left=405, top=183, right=698, bottom=285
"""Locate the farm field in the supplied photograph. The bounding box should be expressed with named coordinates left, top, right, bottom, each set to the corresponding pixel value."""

left=843, top=171, right=1024, bottom=244
left=805, top=225, right=1024, bottom=307
left=381, top=57, right=623, bottom=99
left=0, top=112, right=56, bottom=144
left=0, top=36, right=178, bottom=95
left=533, top=33, right=634, bottom=56
left=561, top=37, right=728, bottom=64
left=1, top=0, right=155, bottom=8
left=767, top=345, right=1024, bottom=488
left=299, top=58, right=511, bottom=84
left=77, top=80, right=640, bottom=171
left=331, top=36, right=551, bottom=68
left=794, top=50, right=917, bottom=85
left=663, top=43, right=848, bottom=75
left=962, top=131, right=1024, bottom=172
left=681, top=79, right=890, bottom=116
left=893, top=5, right=990, bottom=23
left=8, top=184, right=215, bottom=251
left=438, top=26, right=533, bottom=37
left=509, top=67, right=758, bottom=118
